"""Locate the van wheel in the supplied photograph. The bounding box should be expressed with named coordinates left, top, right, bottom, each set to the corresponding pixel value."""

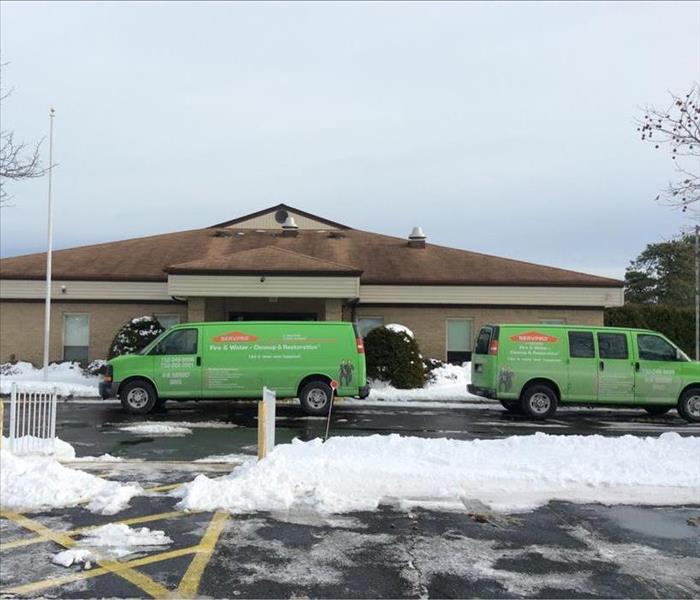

left=643, top=405, right=672, bottom=416
left=521, top=384, right=557, bottom=420
left=120, top=380, right=158, bottom=415
left=677, top=388, right=700, bottom=423
left=499, top=400, right=521, bottom=413
left=299, top=380, right=333, bottom=416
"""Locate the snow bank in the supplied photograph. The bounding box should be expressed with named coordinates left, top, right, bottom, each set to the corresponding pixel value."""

left=368, top=362, right=482, bottom=402
left=0, top=361, right=100, bottom=397
left=52, top=524, right=172, bottom=567
left=1, top=436, right=77, bottom=460
left=175, top=433, right=700, bottom=515
left=0, top=448, right=142, bottom=514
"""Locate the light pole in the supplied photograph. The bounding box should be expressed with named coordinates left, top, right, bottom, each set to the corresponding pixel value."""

left=42, top=108, right=55, bottom=381
left=696, top=223, right=699, bottom=361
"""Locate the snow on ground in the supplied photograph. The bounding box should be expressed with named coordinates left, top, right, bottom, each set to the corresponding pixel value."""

left=0, top=361, right=100, bottom=397
left=52, top=523, right=172, bottom=568
left=175, top=432, right=700, bottom=515
left=1, top=436, right=78, bottom=459
left=367, top=362, right=483, bottom=403
left=0, top=440, right=142, bottom=514
left=194, top=453, right=256, bottom=463
left=117, top=423, right=193, bottom=436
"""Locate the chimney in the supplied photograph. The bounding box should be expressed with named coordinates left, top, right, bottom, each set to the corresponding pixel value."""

left=408, top=226, right=426, bottom=249
left=281, top=216, right=299, bottom=237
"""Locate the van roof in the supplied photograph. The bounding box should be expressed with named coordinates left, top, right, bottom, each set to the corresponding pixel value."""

left=174, top=321, right=351, bottom=327
left=488, top=324, right=659, bottom=334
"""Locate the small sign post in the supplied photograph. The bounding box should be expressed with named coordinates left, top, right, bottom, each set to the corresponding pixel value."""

left=257, top=387, right=276, bottom=460
left=324, top=380, right=338, bottom=442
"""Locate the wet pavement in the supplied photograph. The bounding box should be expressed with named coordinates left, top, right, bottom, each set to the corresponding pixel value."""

left=1, top=399, right=699, bottom=598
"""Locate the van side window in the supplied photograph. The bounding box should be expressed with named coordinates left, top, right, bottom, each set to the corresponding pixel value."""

left=568, top=331, right=594, bottom=358
left=597, top=333, right=628, bottom=359
left=151, top=329, right=198, bottom=355
left=637, top=334, right=678, bottom=361
left=474, top=328, right=492, bottom=355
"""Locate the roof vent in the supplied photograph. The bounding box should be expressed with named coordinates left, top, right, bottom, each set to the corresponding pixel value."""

left=328, top=231, right=345, bottom=239
left=281, top=216, right=299, bottom=237
left=408, top=226, right=426, bottom=248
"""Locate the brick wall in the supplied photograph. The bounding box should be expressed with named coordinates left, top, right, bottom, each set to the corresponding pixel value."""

left=0, top=301, right=187, bottom=365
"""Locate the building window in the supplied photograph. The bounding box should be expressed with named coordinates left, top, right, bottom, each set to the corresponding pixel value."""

left=156, top=314, right=181, bottom=330
left=63, top=314, right=89, bottom=364
left=446, top=319, right=473, bottom=364
left=356, top=317, right=384, bottom=338
left=540, top=318, right=566, bottom=325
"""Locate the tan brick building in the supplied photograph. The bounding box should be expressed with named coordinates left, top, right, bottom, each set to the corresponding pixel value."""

left=0, top=204, right=623, bottom=365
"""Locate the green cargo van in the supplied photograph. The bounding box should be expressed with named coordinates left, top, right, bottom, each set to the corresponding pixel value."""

left=468, top=324, right=700, bottom=422
left=99, top=321, right=369, bottom=415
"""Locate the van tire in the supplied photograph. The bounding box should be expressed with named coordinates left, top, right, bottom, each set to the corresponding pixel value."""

left=643, top=405, right=672, bottom=416
left=120, top=380, right=158, bottom=415
left=499, top=400, right=521, bottom=413
left=521, top=384, right=557, bottom=420
left=677, top=387, right=700, bottom=423
left=299, top=380, right=333, bottom=416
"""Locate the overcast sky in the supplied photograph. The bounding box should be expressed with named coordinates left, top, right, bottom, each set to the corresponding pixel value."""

left=1, top=1, right=697, bottom=279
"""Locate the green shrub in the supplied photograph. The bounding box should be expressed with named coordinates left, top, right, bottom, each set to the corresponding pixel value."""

left=108, top=316, right=164, bottom=359
left=364, top=326, right=426, bottom=389
left=604, top=304, right=695, bottom=357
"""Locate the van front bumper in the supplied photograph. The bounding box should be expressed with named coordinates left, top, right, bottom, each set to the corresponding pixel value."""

left=358, top=385, right=370, bottom=399
left=99, top=381, right=118, bottom=399
left=467, top=384, right=496, bottom=399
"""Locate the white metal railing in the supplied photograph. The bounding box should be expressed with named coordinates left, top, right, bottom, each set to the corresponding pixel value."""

left=8, top=382, right=58, bottom=455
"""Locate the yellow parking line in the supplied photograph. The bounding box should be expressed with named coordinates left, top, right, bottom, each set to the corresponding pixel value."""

left=0, top=511, right=171, bottom=598
left=0, top=510, right=187, bottom=552
left=1, top=545, right=199, bottom=596
left=177, top=511, right=230, bottom=598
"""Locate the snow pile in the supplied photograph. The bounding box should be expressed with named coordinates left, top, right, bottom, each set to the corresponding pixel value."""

left=366, top=362, right=482, bottom=402
left=1, top=436, right=77, bottom=460
left=52, top=523, right=172, bottom=568
left=385, top=323, right=414, bottom=337
left=175, top=433, right=700, bottom=514
left=118, top=423, right=193, bottom=436
left=0, top=447, right=142, bottom=514
left=0, top=361, right=100, bottom=397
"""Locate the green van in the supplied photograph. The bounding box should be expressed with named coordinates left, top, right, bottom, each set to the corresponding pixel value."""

left=99, top=321, right=369, bottom=415
left=468, top=324, right=700, bottom=422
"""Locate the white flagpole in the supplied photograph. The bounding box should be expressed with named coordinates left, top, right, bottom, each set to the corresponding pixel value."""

left=42, top=108, right=55, bottom=381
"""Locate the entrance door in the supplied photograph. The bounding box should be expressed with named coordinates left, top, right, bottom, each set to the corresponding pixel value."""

left=596, top=331, right=635, bottom=404
left=151, top=328, right=202, bottom=398
left=229, top=312, right=317, bottom=321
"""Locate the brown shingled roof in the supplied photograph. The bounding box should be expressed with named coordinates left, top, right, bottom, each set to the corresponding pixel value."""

left=0, top=224, right=623, bottom=287
left=166, top=246, right=362, bottom=276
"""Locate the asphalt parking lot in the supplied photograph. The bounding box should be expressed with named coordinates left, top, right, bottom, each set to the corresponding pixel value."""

left=1, top=399, right=699, bottom=598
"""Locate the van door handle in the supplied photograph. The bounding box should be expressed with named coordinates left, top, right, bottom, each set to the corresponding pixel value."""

left=196, top=356, right=201, bottom=366
left=599, top=360, right=604, bottom=371
left=634, top=361, right=640, bottom=372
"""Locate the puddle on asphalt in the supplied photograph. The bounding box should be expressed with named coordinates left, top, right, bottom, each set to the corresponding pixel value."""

left=604, top=506, right=699, bottom=539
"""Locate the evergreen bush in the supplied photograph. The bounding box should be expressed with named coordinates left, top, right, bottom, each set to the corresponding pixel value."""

left=364, top=326, right=426, bottom=389
left=108, top=316, right=164, bottom=359
left=604, top=304, right=694, bottom=357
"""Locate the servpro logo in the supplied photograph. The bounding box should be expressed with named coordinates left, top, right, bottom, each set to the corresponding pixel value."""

left=212, top=331, right=258, bottom=343
left=510, top=331, right=558, bottom=343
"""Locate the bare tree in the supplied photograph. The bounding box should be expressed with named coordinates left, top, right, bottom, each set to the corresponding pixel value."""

left=0, top=63, right=45, bottom=207
left=637, top=84, right=700, bottom=214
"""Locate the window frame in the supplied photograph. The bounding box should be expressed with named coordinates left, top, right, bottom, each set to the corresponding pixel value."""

left=148, top=327, right=199, bottom=356
left=636, top=333, right=681, bottom=362
left=356, top=316, right=385, bottom=338
left=62, top=313, right=90, bottom=363
left=568, top=330, right=595, bottom=359
left=445, top=317, right=474, bottom=363
left=597, top=332, right=629, bottom=360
